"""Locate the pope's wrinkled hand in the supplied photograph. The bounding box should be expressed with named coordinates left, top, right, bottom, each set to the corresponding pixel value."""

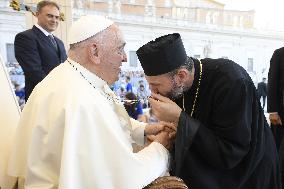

left=149, top=93, right=182, bottom=123
left=145, top=121, right=177, bottom=136
left=152, top=131, right=175, bottom=150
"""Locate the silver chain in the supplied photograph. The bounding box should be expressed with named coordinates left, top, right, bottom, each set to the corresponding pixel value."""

left=67, top=59, right=121, bottom=104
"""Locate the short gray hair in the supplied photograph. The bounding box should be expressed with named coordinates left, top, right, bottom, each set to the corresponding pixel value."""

left=37, top=0, right=60, bottom=12
left=167, top=56, right=194, bottom=78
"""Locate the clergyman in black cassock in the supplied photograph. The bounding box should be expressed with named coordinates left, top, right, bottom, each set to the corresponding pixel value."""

left=136, top=33, right=281, bottom=189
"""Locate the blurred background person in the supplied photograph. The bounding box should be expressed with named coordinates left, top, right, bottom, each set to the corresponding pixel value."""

left=14, top=82, right=25, bottom=109
left=124, top=92, right=144, bottom=120
left=257, top=77, right=267, bottom=109
left=126, top=76, right=133, bottom=92
left=14, top=83, right=25, bottom=101
left=116, top=86, right=126, bottom=101
left=137, top=84, right=148, bottom=108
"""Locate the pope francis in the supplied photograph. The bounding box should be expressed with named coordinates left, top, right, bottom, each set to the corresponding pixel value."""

left=6, top=15, right=174, bottom=189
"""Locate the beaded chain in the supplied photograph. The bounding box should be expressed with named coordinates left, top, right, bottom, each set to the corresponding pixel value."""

left=182, top=59, right=203, bottom=117
left=67, top=59, right=121, bottom=104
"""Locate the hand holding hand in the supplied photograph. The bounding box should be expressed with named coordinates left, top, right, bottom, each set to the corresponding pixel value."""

left=145, top=121, right=177, bottom=136
left=153, top=131, right=175, bottom=150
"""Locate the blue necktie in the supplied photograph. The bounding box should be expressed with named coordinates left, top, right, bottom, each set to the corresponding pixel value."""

left=48, top=34, right=58, bottom=51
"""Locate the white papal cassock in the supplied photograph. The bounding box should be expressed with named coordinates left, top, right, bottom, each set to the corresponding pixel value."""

left=7, top=59, right=169, bottom=189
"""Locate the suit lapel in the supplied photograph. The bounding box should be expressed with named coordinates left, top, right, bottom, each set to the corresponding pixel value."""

left=32, top=26, right=59, bottom=55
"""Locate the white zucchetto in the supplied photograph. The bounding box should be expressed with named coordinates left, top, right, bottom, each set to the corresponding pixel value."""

left=68, top=15, right=114, bottom=45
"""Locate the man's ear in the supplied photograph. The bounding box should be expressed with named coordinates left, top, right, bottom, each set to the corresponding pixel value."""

left=89, top=43, right=100, bottom=64
left=176, top=68, right=188, bottom=84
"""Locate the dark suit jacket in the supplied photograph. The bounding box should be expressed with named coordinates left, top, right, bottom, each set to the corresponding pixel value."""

left=14, top=26, right=67, bottom=101
left=257, top=81, right=267, bottom=97
left=268, top=48, right=284, bottom=189
left=268, top=47, right=284, bottom=120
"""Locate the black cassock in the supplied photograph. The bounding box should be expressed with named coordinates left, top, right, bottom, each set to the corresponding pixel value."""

left=170, top=58, right=281, bottom=189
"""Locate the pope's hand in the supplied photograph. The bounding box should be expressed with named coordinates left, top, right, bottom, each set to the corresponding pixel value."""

left=149, top=93, right=182, bottom=123
left=152, top=131, right=175, bottom=150
left=145, top=121, right=177, bottom=136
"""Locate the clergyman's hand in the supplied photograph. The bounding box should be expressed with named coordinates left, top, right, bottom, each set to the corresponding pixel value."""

left=269, top=113, right=283, bottom=125
left=148, top=93, right=182, bottom=123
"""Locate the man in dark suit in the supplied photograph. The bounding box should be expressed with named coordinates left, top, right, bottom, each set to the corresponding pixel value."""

left=268, top=47, right=284, bottom=150
left=257, top=77, right=267, bottom=108
left=268, top=47, right=284, bottom=189
left=14, top=0, right=67, bottom=101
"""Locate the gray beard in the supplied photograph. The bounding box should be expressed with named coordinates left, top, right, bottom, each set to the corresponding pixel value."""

left=167, top=80, right=189, bottom=100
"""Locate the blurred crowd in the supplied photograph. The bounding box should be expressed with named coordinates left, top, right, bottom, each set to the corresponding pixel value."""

left=112, top=70, right=158, bottom=123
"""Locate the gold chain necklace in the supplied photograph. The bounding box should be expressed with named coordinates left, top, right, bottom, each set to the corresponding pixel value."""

left=182, top=59, right=203, bottom=117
